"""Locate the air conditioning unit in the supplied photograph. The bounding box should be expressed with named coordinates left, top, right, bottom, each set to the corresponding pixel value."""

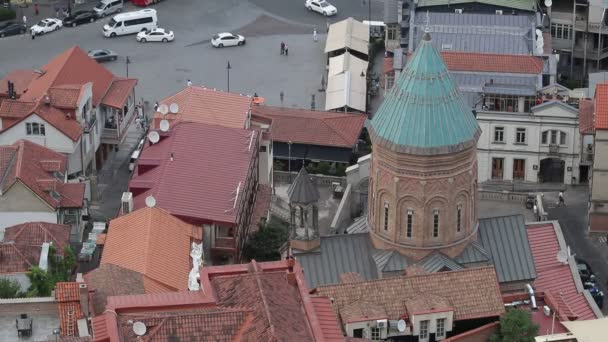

left=455, top=9, right=463, bottom=14
left=377, top=319, right=388, bottom=329
left=121, top=192, right=133, bottom=214
left=496, top=10, right=503, bottom=15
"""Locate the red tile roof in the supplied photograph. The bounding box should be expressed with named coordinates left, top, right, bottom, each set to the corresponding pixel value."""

left=129, top=121, right=258, bottom=224
left=0, top=69, right=38, bottom=96
left=101, top=78, right=137, bottom=109
left=0, top=140, right=84, bottom=209
left=252, top=106, right=366, bottom=148
left=0, top=99, right=37, bottom=118
left=48, top=84, right=83, bottom=108
left=100, top=207, right=202, bottom=293
left=579, top=99, right=595, bottom=134
left=84, top=264, right=146, bottom=315
left=94, top=260, right=345, bottom=342
left=594, top=83, right=608, bottom=130
left=527, top=223, right=599, bottom=321
left=56, top=282, right=86, bottom=337
left=440, top=52, right=544, bottom=74
left=315, top=266, right=505, bottom=323
left=151, top=86, right=252, bottom=130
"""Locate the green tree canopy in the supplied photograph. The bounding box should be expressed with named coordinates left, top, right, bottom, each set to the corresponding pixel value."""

left=243, top=218, right=289, bottom=262
left=0, top=278, right=23, bottom=298
left=490, top=308, right=539, bottom=342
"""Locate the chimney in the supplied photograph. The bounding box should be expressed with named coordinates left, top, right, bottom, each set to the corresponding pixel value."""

left=7, top=81, right=16, bottom=99
left=78, top=283, right=90, bottom=318
left=286, top=258, right=297, bottom=286
left=43, top=93, right=51, bottom=105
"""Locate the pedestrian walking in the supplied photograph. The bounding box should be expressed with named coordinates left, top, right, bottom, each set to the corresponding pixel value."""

left=558, top=191, right=565, bottom=207
left=135, top=117, right=142, bottom=130
left=31, top=29, right=35, bottom=40
left=280, top=41, right=285, bottom=55
left=313, top=28, right=318, bottom=42
left=280, top=91, right=284, bottom=103
left=154, top=102, right=159, bottom=111
left=326, top=20, right=330, bottom=33
left=187, top=79, right=192, bottom=87
left=22, top=15, right=27, bottom=26
left=285, top=44, right=289, bottom=56
left=34, top=4, right=39, bottom=16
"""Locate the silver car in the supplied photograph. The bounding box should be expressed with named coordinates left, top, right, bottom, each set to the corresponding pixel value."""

left=87, top=49, right=118, bottom=63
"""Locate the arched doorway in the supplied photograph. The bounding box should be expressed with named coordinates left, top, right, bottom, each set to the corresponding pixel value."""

left=539, top=158, right=565, bottom=183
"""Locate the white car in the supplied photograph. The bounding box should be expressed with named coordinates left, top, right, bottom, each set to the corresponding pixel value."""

left=305, top=0, right=337, bottom=16
left=136, top=28, right=174, bottom=43
left=211, top=32, right=246, bottom=48
left=30, top=18, right=63, bottom=35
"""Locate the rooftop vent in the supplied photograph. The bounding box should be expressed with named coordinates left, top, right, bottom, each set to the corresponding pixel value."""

left=455, top=9, right=463, bottom=14
left=121, top=192, right=133, bottom=214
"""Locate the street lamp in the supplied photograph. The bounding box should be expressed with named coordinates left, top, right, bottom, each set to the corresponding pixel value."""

left=126, top=56, right=131, bottom=78
left=226, top=60, right=231, bottom=92
left=361, top=71, right=368, bottom=114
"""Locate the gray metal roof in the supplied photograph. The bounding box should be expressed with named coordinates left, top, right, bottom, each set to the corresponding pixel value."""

left=450, top=72, right=539, bottom=107
left=455, top=241, right=490, bottom=264
left=411, top=12, right=535, bottom=54
left=418, top=252, right=464, bottom=273
left=373, top=249, right=411, bottom=272
left=295, top=233, right=379, bottom=289
left=287, top=168, right=320, bottom=204
left=345, top=216, right=370, bottom=234
left=478, top=215, right=537, bottom=283
left=384, top=0, right=399, bottom=24
left=483, top=83, right=537, bottom=96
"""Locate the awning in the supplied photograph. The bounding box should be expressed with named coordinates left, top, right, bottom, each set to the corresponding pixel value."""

left=325, top=71, right=367, bottom=112
left=274, top=143, right=353, bottom=163
left=324, top=17, right=369, bottom=56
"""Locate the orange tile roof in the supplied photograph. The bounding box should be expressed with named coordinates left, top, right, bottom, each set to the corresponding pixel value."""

left=315, top=266, right=505, bottom=323
left=56, top=282, right=86, bottom=337
left=311, top=297, right=345, bottom=342
left=440, top=52, right=544, bottom=74
left=100, top=207, right=202, bottom=293
left=0, top=69, right=38, bottom=96
left=56, top=282, right=81, bottom=302
left=252, top=105, right=367, bottom=148
left=48, top=84, right=83, bottom=108
left=101, top=78, right=137, bottom=109
left=595, top=83, right=608, bottom=130
left=84, top=264, right=145, bottom=315
left=579, top=99, right=595, bottom=134
left=0, top=140, right=84, bottom=209
left=0, top=99, right=37, bottom=118
left=0, top=101, right=83, bottom=141
left=152, top=86, right=252, bottom=130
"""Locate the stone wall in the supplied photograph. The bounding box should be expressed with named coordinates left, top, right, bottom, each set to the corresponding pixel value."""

left=0, top=297, right=57, bottom=315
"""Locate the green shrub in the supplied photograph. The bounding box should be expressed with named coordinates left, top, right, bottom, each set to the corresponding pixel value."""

left=0, top=8, right=16, bottom=22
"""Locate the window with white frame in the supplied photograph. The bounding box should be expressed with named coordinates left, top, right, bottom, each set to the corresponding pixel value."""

left=456, top=205, right=462, bottom=232
left=436, top=318, right=446, bottom=338
left=386, top=73, right=395, bottom=90
left=406, top=209, right=413, bottom=238
left=550, top=23, right=573, bottom=40
left=370, top=327, right=381, bottom=340
left=515, top=128, right=526, bottom=144
left=493, top=126, right=504, bottom=142
left=384, top=203, right=389, bottom=231
left=541, top=130, right=567, bottom=145
left=419, top=320, right=429, bottom=339
left=26, top=122, right=45, bottom=136
left=387, top=26, right=397, bottom=40
left=433, top=209, right=440, bottom=238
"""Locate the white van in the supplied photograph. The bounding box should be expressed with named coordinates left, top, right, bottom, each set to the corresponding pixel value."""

left=129, top=138, right=145, bottom=171
left=103, top=9, right=157, bottom=38
left=94, top=0, right=123, bottom=18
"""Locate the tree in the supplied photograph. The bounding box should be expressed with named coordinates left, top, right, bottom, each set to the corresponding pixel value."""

left=490, top=308, right=539, bottom=342
left=0, top=278, right=23, bottom=298
left=26, top=246, right=77, bottom=297
left=243, top=219, right=289, bottom=262
left=26, top=267, right=53, bottom=297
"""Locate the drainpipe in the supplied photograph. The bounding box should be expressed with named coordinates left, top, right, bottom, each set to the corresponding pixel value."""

left=598, top=9, right=605, bottom=71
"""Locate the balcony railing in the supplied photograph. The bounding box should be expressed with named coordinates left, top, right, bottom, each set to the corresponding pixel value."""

left=101, top=103, right=134, bottom=144
left=83, top=113, right=96, bottom=134
left=214, top=237, right=235, bottom=249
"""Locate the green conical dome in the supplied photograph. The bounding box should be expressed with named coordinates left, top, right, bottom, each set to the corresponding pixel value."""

left=370, top=33, right=481, bottom=155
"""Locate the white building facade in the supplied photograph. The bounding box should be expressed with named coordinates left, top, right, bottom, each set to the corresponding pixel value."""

left=477, top=101, right=581, bottom=185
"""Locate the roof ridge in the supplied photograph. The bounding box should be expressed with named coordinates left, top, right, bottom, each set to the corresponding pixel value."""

left=321, top=116, right=359, bottom=145
left=0, top=146, right=18, bottom=192
left=251, top=265, right=277, bottom=338
left=1, top=242, right=34, bottom=268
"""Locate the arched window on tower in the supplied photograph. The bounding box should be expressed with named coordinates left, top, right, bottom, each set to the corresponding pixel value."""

left=433, top=209, right=440, bottom=238
left=383, top=203, right=390, bottom=231
left=406, top=209, right=413, bottom=238
left=456, top=205, right=462, bottom=233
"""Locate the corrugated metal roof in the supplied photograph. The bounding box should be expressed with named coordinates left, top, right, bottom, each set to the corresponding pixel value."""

left=373, top=249, right=411, bottom=272
left=345, top=216, right=370, bottom=234
left=370, top=31, right=481, bottom=155
left=411, top=12, right=535, bottom=55
left=455, top=241, right=490, bottom=264
left=418, top=252, right=464, bottom=273
left=416, top=0, right=536, bottom=12
left=295, top=233, right=378, bottom=289
left=478, top=215, right=536, bottom=283
left=483, top=83, right=537, bottom=96
left=324, top=17, right=369, bottom=56
left=384, top=0, right=399, bottom=24
left=287, top=168, right=320, bottom=204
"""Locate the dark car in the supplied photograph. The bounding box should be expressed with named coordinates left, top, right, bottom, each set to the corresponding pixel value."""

left=87, top=49, right=118, bottom=63
left=576, top=258, right=593, bottom=283
left=63, top=10, right=97, bottom=27
left=0, top=21, right=26, bottom=38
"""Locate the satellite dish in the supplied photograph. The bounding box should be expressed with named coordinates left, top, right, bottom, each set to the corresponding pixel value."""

left=148, top=131, right=160, bottom=144
left=557, top=250, right=568, bottom=264
left=145, top=195, right=156, bottom=208
left=169, top=103, right=179, bottom=114
left=159, top=119, right=170, bottom=132
left=545, top=0, right=552, bottom=7
left=133, top=321, right=147, bottom=336
left=158, top=104, right=169, bottom=115
left=397, top=319, right=407, bottom=332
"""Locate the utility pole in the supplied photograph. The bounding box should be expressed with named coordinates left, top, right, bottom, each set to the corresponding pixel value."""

left=599, top=9, right=606, bottom=71
left=226, top=60, right=231, bottom=92
left=126, top=56, right=130, bottom=78
left=583, top=3, right=590, bottom=84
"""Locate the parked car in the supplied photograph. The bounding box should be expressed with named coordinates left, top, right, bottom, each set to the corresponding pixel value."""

left=88, top=49, right=118, bottom=62
left=0, top=21, right=26, bottom=38
left=129, top=138, right=145, bottom=171
left=305, top=0, right=337, bottom=16
left=576, top=258, right=593, bottom=283
left=136, top=28, right=174, bottom=42
left=30, top=18, right=63, bottom=35
left=93, top=0, right=124, bottom=18
left=211, top=32, right=245, bottom=48
left=103, top=9, right=157, bottom=38
left=63, top=10, right=98, bottom=27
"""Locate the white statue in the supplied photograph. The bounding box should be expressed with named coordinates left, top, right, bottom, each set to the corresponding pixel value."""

left=188, top=242, right=204, bottom=291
